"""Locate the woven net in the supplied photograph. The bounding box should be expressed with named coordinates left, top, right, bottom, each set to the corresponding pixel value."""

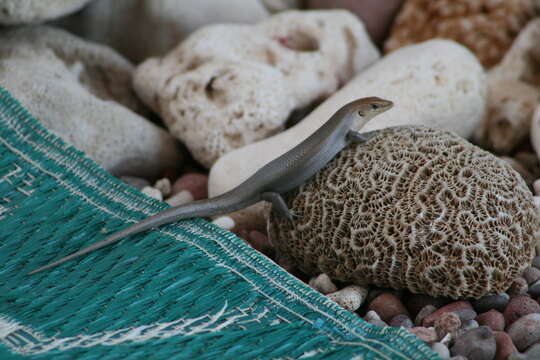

left=0, top=86, right=436, bottom=359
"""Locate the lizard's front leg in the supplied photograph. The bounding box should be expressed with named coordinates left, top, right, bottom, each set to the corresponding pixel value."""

left=346, top=130, right=378, bottom=145
left=261, top=192, right=297, bottom=221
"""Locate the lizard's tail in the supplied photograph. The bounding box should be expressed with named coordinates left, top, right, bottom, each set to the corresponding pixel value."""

left=27, top=192, right=257, bottom=275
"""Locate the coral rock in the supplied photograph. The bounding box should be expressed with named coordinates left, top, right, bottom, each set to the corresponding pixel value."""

left=434, top=312, right=461, bottom=339
left=326, top=285, right=368, bottom=312
left=211, top=39, right=486, bottom=231
left=134, top=10, right=379, bottom=168
left=384, top=0, right=535, bottom=68
left=268, top=126, right=537, bottom=298
left=0, top=0, right=92, bottom=25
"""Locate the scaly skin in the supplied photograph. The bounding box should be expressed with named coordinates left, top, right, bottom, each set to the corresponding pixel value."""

left=28, top=97, right=393, bottom=274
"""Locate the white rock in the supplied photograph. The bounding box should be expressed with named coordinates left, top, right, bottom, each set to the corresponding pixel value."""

left=154, top=178, right=172, bottom=198
left=0, top=26, right=182, bottom=178
left=308, top=273, right=338, bottom=295
left=326, top=285, right=368, bottom=312
left=430, top=342, right=450, bottom=359
left=56, top=0, right=294, bottom=63
left=209, top=39, right=486, bottom=229
left=165, top=190, right=194, bottom=207
left=211, top=216, right=236, bottom=230
left=476, top=19, right=540, bottom=153
left=142, top=186, right=163, bottom=201
left=0, top=0, right=92, bottom=25
left=133, top=9, right=379, bottom=168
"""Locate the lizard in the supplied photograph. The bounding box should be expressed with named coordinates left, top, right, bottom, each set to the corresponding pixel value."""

left=28, top=97, right=393, bottom=275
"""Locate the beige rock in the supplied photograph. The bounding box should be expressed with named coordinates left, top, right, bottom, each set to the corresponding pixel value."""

left=308, top=273, right=338, bottom=295
left=476, top=19, right=540, bottom=153
left=56, top=0, right=296, bottom=63
left=326, top=285, right=368, bottom=312
left=134, top=10, right=379, bottom=168
left=0, top=0, right=93, bottom=25
left=0, top=26, right=182, bottom=178
left=209, top=39, right=486, bottom=230
left=142, top=186, right=163, bottom=201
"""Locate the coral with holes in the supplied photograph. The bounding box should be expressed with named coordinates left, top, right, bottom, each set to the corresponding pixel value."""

left=133, top=10, right=379, bottom=168
left=268, top=126, right=538, bottom=299
left=384, top=0, right=536, bottom=68
left=475, top=19, right=540, bottom=154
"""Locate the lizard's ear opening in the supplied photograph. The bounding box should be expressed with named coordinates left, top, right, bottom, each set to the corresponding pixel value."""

left=357, top=111, right=365, bottom=117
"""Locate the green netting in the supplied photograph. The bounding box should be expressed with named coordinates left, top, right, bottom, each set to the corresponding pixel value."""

left=0, top=85, right=438, bottom=359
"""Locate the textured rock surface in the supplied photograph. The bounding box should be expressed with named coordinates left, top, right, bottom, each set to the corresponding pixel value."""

left=56, top=0, right=297, bottom=63
left=268, top=126, right=537, bottom=299
left=134, top=10, right=379, bottom=168
left=450, top=327, right=496, bottom=360
left=507, top=313, right=540, bottom=351
left=0, top=0, right=93, bottom=25
left=384, top=0, right=536, bottom=68
left=210, top=39, right=486, bottom=231
left=476, top=19, right=540, bottom=153
left=0, top=26, right=182, bottom=177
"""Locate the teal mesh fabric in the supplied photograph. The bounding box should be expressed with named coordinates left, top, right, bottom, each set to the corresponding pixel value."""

left=0, top=86, right=438, bottom=359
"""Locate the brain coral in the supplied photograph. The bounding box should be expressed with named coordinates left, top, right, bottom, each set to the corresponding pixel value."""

left=267, top=126, right=538, bottom=299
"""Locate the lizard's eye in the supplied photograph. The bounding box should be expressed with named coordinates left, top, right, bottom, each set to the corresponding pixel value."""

left=357, top=111, right=364, bottom=117
left=371, top=103, right=379, bottom=110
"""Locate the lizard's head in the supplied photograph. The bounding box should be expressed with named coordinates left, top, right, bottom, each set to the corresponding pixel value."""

left=350, top=97, right=393, bottom=120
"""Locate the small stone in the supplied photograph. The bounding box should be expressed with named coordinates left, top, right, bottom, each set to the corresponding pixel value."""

left=472, top=293, right=510, bottom=313
left=507, top=313, right=540, bottom=351
left=247, top=230, right=273, bottom=256
left=366, top=287, right=403, bottom=305
left=172, top=173, right=208, bottom=200
left=461, top=319, right=479, bottom=330
left=431, top=342, right=450, bottom=359
left=165, top=191, right=194, bottom=206
left=389, top=314, right=413, bottom=329
left=508, top=277, right=529, bottom=297
left=454, top=309, right=478, bottom=323
left=525, top=342, right=540, bottom=358
left=528, top=279, right=540, bottom=298
left=450, top=326, right=496, bottom=360
left=423, top=301, right=474, bottom=327
left=476, top=310, right=505, bottom=332
left=406, top=294, right=451, bottom=319
left=435, top=312, right=461, bottom=339
left=211, top=216, right=235, bottom=230
left=119, top=176, right=150, bottom=190
left=409, top=327, right=438, bottom=343
left=141, top=186, right=163, bottom=201
left=368, top=293, right=409, bottom=323
left=524, top=266, right=540, bottom=285
left=327, top=285, right=368, bottom=312
left=309, top=273, right=338, bottom=295
left=503, top=295, right=540, bottom=327
left=532, top=256, right=540, bottom=270
left=493, top=331, right=517, bottom=360
left=154, top=178, right=172, bottom=198
left=364, top=310, right=388, bottom=327
left=415, top=305, right=438, bottom=326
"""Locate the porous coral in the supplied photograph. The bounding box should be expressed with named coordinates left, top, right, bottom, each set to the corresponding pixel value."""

left=384, top=0, right=536, bottom=68
left=267, top=126, right=537, bottom=299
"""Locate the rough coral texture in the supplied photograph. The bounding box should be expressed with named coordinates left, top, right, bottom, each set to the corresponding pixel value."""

left=268, top=126, right=537, bottom=299
left=0, top=0, right=92, bottom=25
left=384, top=0, right=536, bottom=68
left=134, top=10, right=379, bottom=167
left=475, top=19, right=540, bottom=153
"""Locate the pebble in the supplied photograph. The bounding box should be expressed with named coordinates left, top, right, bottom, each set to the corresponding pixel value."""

left=461, top=319, right=479, bottom=330
left=141, top=186, right=163, bottom=201
left=493, top=331, right=518, bottom=360
left=431, top=342, right=450, bottom=359
left=434, top=312, right=461, bottom=339
left=450, top=326, right=497, bottom=360
left=507, top=313, right=540, bottom=351
left=525, top=342, right=540, bottom=358
left=165, top=191, right=194, bottom=207
left=407, top=294, right=450, bottom=319
left=508, top=277, right=529, bottom=297
left=308, top=273, right=338, bottom=295
left=388, top=314, right=413, bottom=329
left=119, top=176, right=150, bottom=190
left=364, top=310, right=388, bottom=327
left=211, top=216, right=235, bottom=230
left=368, top=293, right=409, bottom=323
left=528, top=279, right=540, bottom=298
left=327, top=285, right=368, bottom=312
left=409, top=327, right=438, bottom=343
left=476, top=310, right=505, bottom=332
left=472, top=293, right=510, bottom=314
left=532, top=256, right=540, bottom=270
left=523, top=267, right=540, bottom=285
left=154, top=178, right=172, bottom=198
left=366, top=287, right=403, bottom=305
left=415, top=305, right=438, bottom=326
left=503, top=296, right=540, bottom=327
left=246, top=230, right=273, bottom=255
left=172, top=173, right=208, bottom=200
left=423, top=301, right=474, bottom=327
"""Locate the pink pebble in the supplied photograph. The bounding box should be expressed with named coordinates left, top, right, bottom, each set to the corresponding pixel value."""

left=503, top=295, right=540, bottom=327
left=368, top=293, right=409, bottom=323
left=493, top=331, right=517, bottom=360
left=172, top=173, right=208, bottom=200
left=422, top=301, right=473, bottom=327
left=248, top=230, right=272, bottom=254
left=476, top=310, right=505, bottom=332
left=507, top=313, right=540, bottom=351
